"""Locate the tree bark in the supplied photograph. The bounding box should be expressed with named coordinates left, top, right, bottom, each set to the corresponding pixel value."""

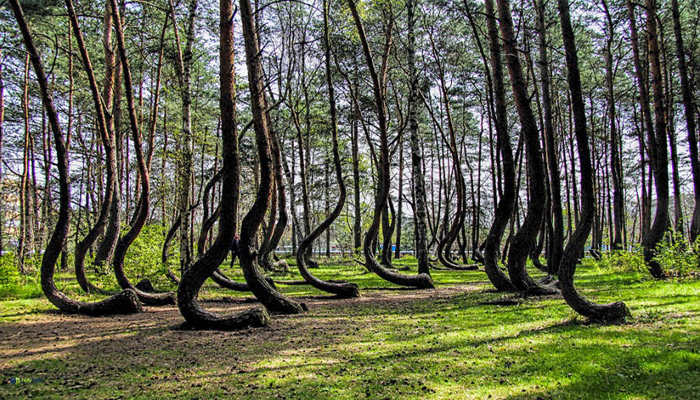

left=110, top=0, right=176, bottom=305
left=535, top=0, right=564, bottom=268
left=640, top=0, right=669, bottom=278
left=555, top=0, right=630, bottom=321
left=94, top=0, right=120, bottom=268
left=176, top=0, right=270, bottom=329
left=671, top=0, right=699, bottom=241
left=407, top=0, right=430, bottom=275
left=238, top=0, right=305, bottom=314
left=348, top=0, right=433, bottom=289
left=295, top=0, right=360, bottom=298
left=602, top=0, right=625, bottom=250
left=10, top=0, right=141, bottom=316
left=66, top=0, right=117, bottom=295
left=496, top=0, right=557, bottom=295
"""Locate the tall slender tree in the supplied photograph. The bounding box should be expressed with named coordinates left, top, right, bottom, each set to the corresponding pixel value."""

left=9, top=0, right=140, bottom=316
left=555, top=0, right=631, bottom=321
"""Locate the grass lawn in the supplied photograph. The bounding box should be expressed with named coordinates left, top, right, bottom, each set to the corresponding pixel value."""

left=1, top=258, right=699, bottom=399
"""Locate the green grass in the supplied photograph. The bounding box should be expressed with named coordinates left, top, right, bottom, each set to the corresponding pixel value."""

left=1, top=258, right=699, bottom=399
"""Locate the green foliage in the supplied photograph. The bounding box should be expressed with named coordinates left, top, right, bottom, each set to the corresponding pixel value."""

left=0, top=254, right=20, bottom=285
left=601, top=247, right=646, bottom=273
left=123, top=223, right=172, bottom=290
left=0, top=255, right=43, bottom=299
left=653, top=232, right=700, bottom=279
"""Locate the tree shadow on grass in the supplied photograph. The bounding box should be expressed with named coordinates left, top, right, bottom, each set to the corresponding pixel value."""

left=1, top=274, right=699, bottom=399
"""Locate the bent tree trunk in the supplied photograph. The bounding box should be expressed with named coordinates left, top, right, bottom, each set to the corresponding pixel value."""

left=535, top=0, right=564, bottom=269
left=258, top=130, right=288, bottom=273
left=66, top=0, right=116, bottom=295
left=237, top=0, right=304, bottom=314
left=296, top=0, right=360, bottom=298
left=496, top=0, right=558, bottom=296
left=556, top=0, right=630, bottom=321
left=176, top=0, right=270, bottom=330
left=94, top=0, right=120, bottom=269
left=482, top=0, right=518, bottom=291
left=670, top=0, right=700, bottom=242
left=10, top=0, right=140, bottom=315
left=110, top=0, right=175, bottom=305
left=191, top=177, right=267, bottom=292
left=640, top=0, right=669, bottom=279
left=349, top=0, right=434, bottom=289
left=407, top=0, right=430, bottom=275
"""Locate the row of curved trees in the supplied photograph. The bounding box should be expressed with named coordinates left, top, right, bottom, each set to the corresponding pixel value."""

left=7, top=0, right=695, bottom=328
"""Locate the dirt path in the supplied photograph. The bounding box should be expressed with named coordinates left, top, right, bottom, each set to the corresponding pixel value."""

left=1, top=283, right=488, bottom=397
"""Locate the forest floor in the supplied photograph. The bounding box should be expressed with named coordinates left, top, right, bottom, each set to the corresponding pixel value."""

left=1, top=258, right=699, bottom=399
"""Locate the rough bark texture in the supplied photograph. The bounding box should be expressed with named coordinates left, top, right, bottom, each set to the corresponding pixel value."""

left=671, top=0, right=700, bottom=242
left=481, top=0, right=517, bottom=292
left=10, top=0, right=141, bottom=316
left=294, top=0, right=360, bottom=298
left=348, top=0, right=433, bottom=289
left=407, top=0, right=430, bottom=276
left=238, top=0, right=305, bottom=314
left=94, top=0, right=120, bottom=268
left=535, top=0, right=564, bottom=269
left=258, top=130, right=287, bottom=273
left=110, top=0, right=175, bottom=305
left=602, top=0, right=625, bottom=250
left=176, top=0, right=270, bottom=330
left=640, top=0, right=669, bottom=279
left=497, top=0, right=558, bottom=296
left=65, top=0, right=116, bottom=294
left=556, top=0, right=631, bottom=321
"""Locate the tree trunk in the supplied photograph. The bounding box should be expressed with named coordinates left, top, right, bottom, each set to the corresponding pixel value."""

left=348, top=0, right=433, bottom=289
left=110, top=0, right=176, bottom=305
left=602, top=0, right=625, bottom=250
left=238, top=0, right=305, bottom=314
left=395, top=141, right=403, bottom=259
left=407, top=0, right=429, bottom=275
left=555, top=0, right=630, bottom=321
left=496, top=0, right=557, bottom=295
left=671, top=0, right=699, bottom=241
left=10, top=0, right=141, bottom=315
left=535, top=0, right=564, bottom=269
left=176, top=0, right=270, bottom=329
left=0, top=44, right=3, bottom=256
left=640, top=0, right=669, bottom=278
left=66, top=0, right=118, bottom=295
left=295, top=0, right=360, bottom=298
left=94, top=0, right=121, bottom=269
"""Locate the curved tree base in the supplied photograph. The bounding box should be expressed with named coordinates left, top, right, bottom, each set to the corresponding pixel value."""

left=210, top=269, right=278, bottom=291
left=483, top=245, right=518, bottom=292
left=136, top=290, right=176, bottom=306
left=114, top=247, right=176, bottom=305
left=438, top=251, right=479, bottom=271
left=240, top=251, right=305, bottom=314
left=561, top=280, right=630, bottom=322
left=507, top=251, right=560, bottom=296
left=369, top=260, right=435, bottom=289
left=530, top=254, right=548, bottom=272
left=179, top=303, right=270, bottom=330
left=647, top=260, right=667, bottom=280
left=446, top=263, right=479, bottom=271
left=166, top=269, right=180, bottom=284
left=114, top=267, right=176, bottom=305
left=588, top=249, right=603, bottom=261
left=297, top=253, right=361, bottom=299
left=45, top=287, right=142, bottom=316
left=75, top=266, right=114, bottom=295
left=178, top=249, right=272, bottom=330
